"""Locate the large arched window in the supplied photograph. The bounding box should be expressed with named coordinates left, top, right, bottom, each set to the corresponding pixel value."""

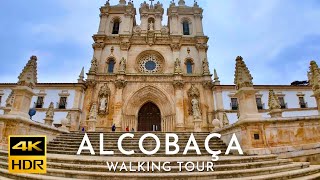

left=186, top=59, right=193, bottom=74
left=182, top=21, right=190, bottom=35
left=112, top=19, right=120, bottom=34
left=107, top=59, right=115, bottom=73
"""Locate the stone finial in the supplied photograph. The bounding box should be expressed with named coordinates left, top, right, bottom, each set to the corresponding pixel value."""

left=5, top=91, right=15, bottom=107
left=268, top=90, right=281, bottom=110
left=214, top=69, right=220, bottom=85
left=194, top=0, right=199, bottom=7
left=46, top=102, right=55, bottom=119
left=17, top=55, right=38, bottom=88
left=119, top=0, right=126, bottom=5
left=202, top=58, right=210, bottom=75
left=89, top=57, right=98, bottom=74
left=44, top=102, right=55, bottom=126
left=309, top=61, right=320, bottom=94
left=268, top=90, right=282, bottom=118
left=78, top=67, right=85, bottom=83
left=234, top=56, right=253, bottom=90
left=178, top=0, right=185, bottom=6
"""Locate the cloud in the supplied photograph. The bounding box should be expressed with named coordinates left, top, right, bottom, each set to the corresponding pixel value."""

left=0, top=0, right=319, bottom=85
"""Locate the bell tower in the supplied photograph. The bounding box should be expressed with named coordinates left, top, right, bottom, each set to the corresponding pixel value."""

left=139, top=1, right=164, bottom=34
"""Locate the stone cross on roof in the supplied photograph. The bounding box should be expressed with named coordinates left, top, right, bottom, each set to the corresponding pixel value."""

left=149, top=0, right=154, bottom=5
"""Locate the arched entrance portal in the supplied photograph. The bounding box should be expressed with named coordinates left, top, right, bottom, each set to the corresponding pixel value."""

left=138, top=102, right=161, bottom=131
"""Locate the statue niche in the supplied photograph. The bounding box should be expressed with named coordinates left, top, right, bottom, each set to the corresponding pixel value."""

left=98, top=84, right=111, bottom=115
left=187, top=84, right=201, bottom=118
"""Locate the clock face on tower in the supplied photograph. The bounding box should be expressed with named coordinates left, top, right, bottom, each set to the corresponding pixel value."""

left=138, top=53, right=163, bottom=73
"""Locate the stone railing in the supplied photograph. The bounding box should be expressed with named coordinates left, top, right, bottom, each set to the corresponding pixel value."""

left=215, top=116, right=320, bottom=157
left=0, top=114, right=68, bottom=150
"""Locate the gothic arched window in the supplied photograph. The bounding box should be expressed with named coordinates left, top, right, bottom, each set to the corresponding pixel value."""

left=186, top=59, right=193, bottom=74
left=183, top=21, right=190, bottom=35
left=112, top=19, right=120, bottom=34
left=107, top=59, right=115, bottom=73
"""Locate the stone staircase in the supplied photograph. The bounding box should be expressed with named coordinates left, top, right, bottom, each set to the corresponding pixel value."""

left=0, top=132, right=319, bottom=179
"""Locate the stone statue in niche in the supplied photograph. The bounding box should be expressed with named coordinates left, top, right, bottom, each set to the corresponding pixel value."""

left=98, top=84, right=111, bottom=115
left=119, top=57, right=126, bottom=73
left=191, top=97, right=201, bottom=119
left=149, top=21, right=154, bottom=31
left=89, top=103, right=97, bottom=120
left=202, top=58, right=210, bottom=75
left=174, top=58, right=182, bottom=74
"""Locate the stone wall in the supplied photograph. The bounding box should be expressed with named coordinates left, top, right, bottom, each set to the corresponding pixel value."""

left=0, top=114, right=68, bottom=150
left=216, top=116, right=320, bottom=163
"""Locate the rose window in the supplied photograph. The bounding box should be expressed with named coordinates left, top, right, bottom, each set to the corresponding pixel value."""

left=138, top=53, right=163, bottom=73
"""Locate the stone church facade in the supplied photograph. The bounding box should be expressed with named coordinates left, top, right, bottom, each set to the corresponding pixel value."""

left=82, top=0, right=214, bottom=132
left=0, top=0, right=319, bottom=133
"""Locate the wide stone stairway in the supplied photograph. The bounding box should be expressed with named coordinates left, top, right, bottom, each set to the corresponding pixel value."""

left=0, top=132, right=320, bottom=179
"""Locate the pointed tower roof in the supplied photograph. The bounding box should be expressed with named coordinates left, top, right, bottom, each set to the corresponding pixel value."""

left=234, top=56, right=253, bottom=90
left=17, top=55, right=38, bottom=88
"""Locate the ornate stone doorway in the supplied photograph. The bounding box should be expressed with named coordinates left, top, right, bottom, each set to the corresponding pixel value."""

left=138, top=102, right=161, bottom=131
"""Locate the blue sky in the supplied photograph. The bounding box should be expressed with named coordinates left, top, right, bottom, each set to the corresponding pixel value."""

left=0, top=0, right=319, bottom=85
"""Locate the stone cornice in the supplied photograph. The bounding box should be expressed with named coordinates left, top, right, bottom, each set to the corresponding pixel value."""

left=215, top=85, right=312, bottom=91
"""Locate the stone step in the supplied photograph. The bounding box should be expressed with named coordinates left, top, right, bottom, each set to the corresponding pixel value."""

left=0, top=150, right=279, bottom=165
left=219, top=165, right=320, bottom=180
left=47, top=144, right=227, bottom=150
left=4, top=162, right=311, bottom=179
left=46, top=151, right=226, bottom=156
left=0, top=168, right=79, bottom=180
left=49, top=141, right=226, bottom=147
left=50, top=138, right=224, bottom=143
left=0, top=159, right=293, bottom=174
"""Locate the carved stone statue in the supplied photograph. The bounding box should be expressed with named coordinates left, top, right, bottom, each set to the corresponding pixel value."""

left=234, top=56, right=253, bottom=90
left=98, top=84, right=111, bottom=115
left=119, top=57, right=126, bottom=73
left=174, top=58, right=182, bottom=74
left=202, top=58, right=210, bottom=75
left=191, top=98, right=201, bottom=119
left=149, top=21, right=154, bottom=31
left=89, top=103, right=97, bottom=120
left=87, top=103, right=98, bottom=132
left=89, top=57, right=98, bottom=74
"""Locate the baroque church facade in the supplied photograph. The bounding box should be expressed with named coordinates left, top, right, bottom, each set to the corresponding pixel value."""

left=0, top=0, right=318, bottom=132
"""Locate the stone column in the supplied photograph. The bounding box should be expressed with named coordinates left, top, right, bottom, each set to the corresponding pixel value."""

left=113, top=78, right=127, bottom=131
left=170, top=13, right=178, bottom=35
left=213, top=86, right=224, bottom=122
left=155, top=14, right=162, bottom=33
left=202, top=81, right=214, bottom=126
left=173, top=79, right=185, bottom=131
left=98, top=12, right=108, bottom=34
left=141, top=14, right=148, bottom=33
left=235, top=87, right=262, bottom=121
left=9, top=86, right=35, bottom=119
left=194, top=14, right=204, bottom=36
